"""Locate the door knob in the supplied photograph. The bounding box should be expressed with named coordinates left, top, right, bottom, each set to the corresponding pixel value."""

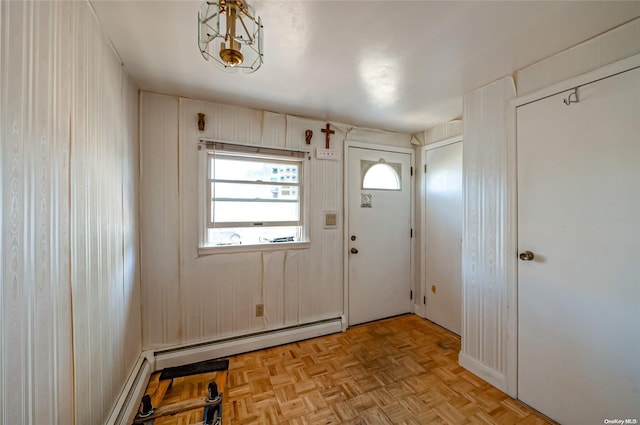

left=350, top=247, right=359, bottom=254
left=519, top=251, right=535, bottom=261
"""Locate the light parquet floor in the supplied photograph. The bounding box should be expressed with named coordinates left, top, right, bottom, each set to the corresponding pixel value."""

left=219, top=314, right=554, bottom=425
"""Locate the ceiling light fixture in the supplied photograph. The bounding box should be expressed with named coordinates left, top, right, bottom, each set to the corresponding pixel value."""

left=198, top=0, right=263, bottom=73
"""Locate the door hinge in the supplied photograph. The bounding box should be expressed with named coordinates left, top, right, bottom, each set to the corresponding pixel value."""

left=410, top=290, right=413, bottom=300
left=423, top=296, right=426, bottom=305
left=410, top=228, right=413, bottom=238
left=424, top=164, right=427, bottom=173
left=410, top=166, right=414, bottom=176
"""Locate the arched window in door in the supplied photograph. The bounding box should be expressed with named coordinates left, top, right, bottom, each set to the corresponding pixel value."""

left=361, top=161, right=401, bottom=190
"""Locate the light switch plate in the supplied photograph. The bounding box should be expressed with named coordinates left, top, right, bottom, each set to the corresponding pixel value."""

left=324, top=211, right=338, bottom=229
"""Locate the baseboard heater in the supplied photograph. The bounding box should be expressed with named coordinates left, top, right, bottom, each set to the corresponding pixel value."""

left=155, top=317, right=343, bottom=370
left=107, top=317, right=342, bottom=424
left=106, top=355, right=153, bottom=425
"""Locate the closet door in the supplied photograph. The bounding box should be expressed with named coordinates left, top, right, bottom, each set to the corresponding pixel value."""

left=517, top=67, right=640, bottom=424
left=424, top=140, right=463, bottom=335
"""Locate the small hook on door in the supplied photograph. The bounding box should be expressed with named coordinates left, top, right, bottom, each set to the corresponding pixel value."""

left=563, top=87, right=579, bottom=105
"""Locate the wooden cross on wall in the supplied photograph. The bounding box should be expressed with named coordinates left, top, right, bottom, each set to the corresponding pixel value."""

left=321, top=123, right=335, bottom=149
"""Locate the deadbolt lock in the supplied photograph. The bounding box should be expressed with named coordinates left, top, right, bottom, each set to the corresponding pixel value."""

left=351, top=235, right=357, bottom=241
left=350, top=247, right=359, bottom=254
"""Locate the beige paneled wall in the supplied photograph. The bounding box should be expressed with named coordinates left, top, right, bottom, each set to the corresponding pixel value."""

left=139, top=93, right=412, bottom=349
left=0, top=1, right=141, bottom=424
left=70, top=3, right=142, bottom=423
left=416, top=120, right=463, bottom=146
left=0, top=3, right=74, bottom=423
left=285, top=116, right=344, bottom=325
left=139, top=93, right=181, bottom=347
left=460, top=77, right=516, bottom=393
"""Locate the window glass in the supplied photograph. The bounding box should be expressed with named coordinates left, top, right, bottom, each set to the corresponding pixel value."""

left=208, top=226, right=301, bottom=246
left=212, top=201, right=299, bottom=223
left=202, top=147, right=307, bottom=248
left=362, top=162, right=401, bottom=190
left=212, top=182, right=299, bottom=202
left=211, top=158, right=299, bottom=183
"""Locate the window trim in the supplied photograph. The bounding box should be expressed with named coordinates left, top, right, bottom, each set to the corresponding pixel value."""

left=198, top=139, right=311, bottom=252
left=198, top=240, right=311, bottom=256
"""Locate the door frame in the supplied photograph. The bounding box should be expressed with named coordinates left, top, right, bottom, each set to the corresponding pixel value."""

left=343, top=141, right=416, bottom=329
left=505, top=53, right=640, bottom=396
left=418, top=135, right=463, bottom=320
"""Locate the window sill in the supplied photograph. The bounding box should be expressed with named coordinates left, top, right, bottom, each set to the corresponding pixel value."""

left=197, top=241, right=311, bottom=257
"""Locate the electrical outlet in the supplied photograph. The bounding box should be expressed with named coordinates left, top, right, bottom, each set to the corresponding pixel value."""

left=255, top=304, right=264, bottom=317
left=316, top=148, right=340, bottom=160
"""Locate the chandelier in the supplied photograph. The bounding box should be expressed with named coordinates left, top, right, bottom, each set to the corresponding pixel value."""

left=198, top=0, right=263, bottom=73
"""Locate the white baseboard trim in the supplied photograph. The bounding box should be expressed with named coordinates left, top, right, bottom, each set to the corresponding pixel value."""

left=105, top=351, right=154, bottom=425
left=154, top=318, right=343, bottom=370
left=459, top=351, right=508, bottom=393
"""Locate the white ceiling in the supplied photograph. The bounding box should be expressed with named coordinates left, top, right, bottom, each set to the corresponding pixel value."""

left=90, top=1, right=640, bottom=134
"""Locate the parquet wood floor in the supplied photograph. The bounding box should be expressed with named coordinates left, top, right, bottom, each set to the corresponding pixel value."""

left=141, top=314, right=555, bottom=425
left=220, top=314, right=554, bottom=425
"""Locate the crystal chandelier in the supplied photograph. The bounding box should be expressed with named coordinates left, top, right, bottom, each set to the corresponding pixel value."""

left=198, top=0, right=263, bottom=73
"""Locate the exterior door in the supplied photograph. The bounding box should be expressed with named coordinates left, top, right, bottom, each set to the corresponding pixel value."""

left=424, top=141, right=463, bottom=335
left=348, top=146, right=412, bottom=326
left=517, top=66, right=640, bottom=424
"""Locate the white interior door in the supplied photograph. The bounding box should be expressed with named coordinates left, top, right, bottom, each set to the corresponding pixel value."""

left=517, top=66, right=640, bottom=424
left=424, top=141, right=463, bottom=335
left=348, top=146, right=412, bottom=326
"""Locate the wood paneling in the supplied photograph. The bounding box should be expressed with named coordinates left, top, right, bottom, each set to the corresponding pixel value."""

left=286, top=116, right=344, bottom=325
left=70, top=3, right=141, bottom=422
left=139, top=95, right=411, bottom=350
left=517, top=18, right=640, bottom=96
left=0, top=1, right=141, bottom=423
left=140, top=92, right=181, bottom=347
left=422, top=121, right=463, bottom=146
left=461, top=77, right=516, bottom=394
left=1, top=3, right=75, bottom=423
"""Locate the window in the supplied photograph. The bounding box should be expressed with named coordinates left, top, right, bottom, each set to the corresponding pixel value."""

left=361, top=160, right=401, bottom=190
left=200, top=141, right=308, bottom=248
